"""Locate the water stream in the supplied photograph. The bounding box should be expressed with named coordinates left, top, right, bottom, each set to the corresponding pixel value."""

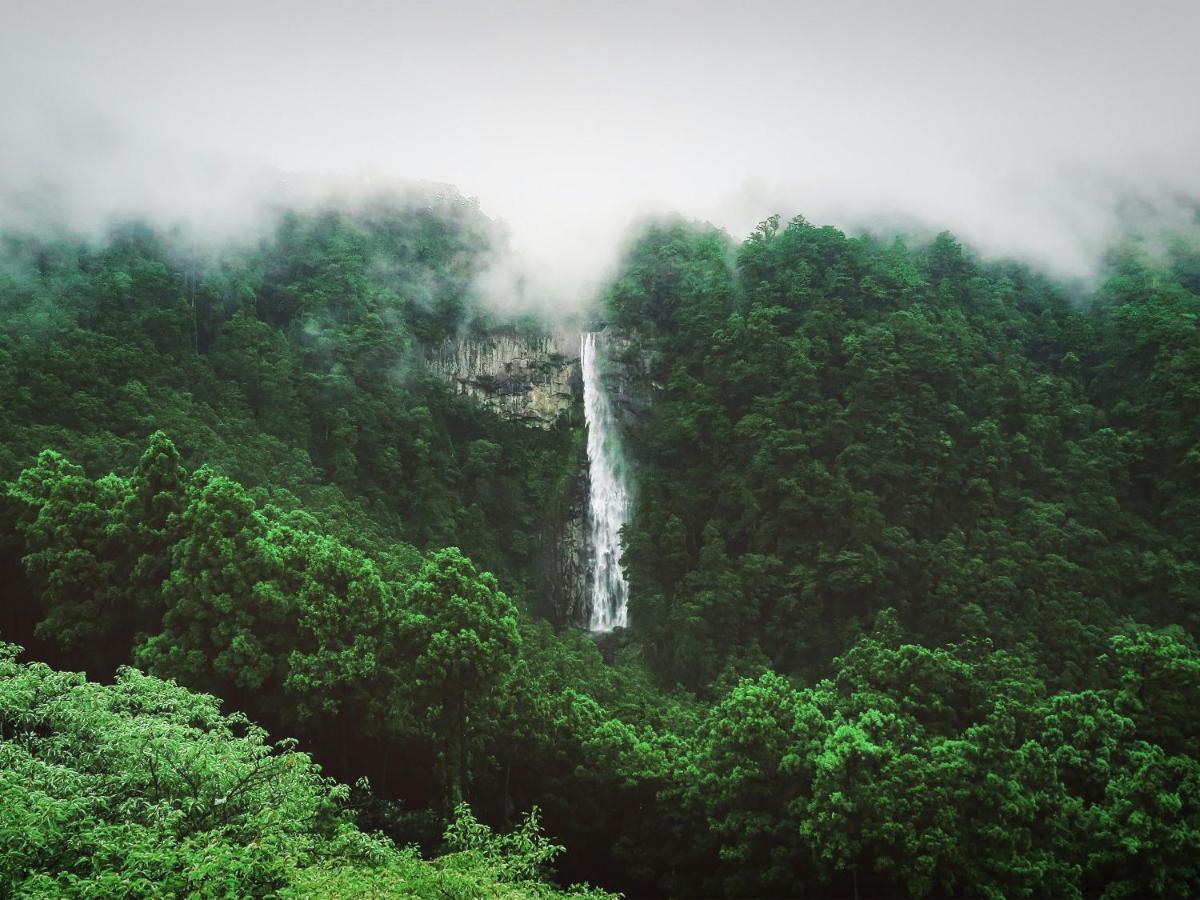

left=581, top=331, right=631, bottom=631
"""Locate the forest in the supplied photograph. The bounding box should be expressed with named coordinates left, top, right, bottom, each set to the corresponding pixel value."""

left=2, top=190, right=1199, bottom=898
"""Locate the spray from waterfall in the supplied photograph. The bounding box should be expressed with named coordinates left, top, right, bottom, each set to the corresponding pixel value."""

left=581, top=331, right=631, bottom=631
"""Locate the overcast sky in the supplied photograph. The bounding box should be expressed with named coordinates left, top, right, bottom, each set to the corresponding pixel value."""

left=3, top=0, right=1199, bottom=298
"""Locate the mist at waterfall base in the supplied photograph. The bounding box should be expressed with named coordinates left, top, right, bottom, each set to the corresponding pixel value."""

left=581, top=332, right=631, bottom=632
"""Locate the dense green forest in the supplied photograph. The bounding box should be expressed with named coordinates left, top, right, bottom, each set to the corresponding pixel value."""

left=0, top=644, right=610, bottom=898
left=2, top=193, right=1200, bottom=897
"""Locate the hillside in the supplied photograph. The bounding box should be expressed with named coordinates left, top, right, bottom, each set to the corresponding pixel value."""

left=2, top=197, right=1200, bottom=897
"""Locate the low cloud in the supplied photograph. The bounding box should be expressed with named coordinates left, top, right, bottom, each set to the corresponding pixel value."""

left=2, top=0, right=1198, bottom=311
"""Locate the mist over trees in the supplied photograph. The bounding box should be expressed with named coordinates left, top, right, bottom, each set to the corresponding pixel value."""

left=1, top=191, right=1200, bottom=898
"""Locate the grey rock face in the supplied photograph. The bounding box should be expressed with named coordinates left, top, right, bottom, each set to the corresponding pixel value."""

left=541, top=452, right=591, bottom=627
left=594, top=329, right=659, bottom=431
left=424, top=327, right=581, bottom=429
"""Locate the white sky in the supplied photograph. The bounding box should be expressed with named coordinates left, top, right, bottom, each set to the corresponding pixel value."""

left=2, top=0, right=1199, bottom=299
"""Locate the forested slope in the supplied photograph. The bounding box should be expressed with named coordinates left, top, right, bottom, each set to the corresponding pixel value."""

left=0, top=194, right=578, bottom=598
left=608, top=215, right=1200, bottom=690
left=2, top=198, right=1200, bottom=897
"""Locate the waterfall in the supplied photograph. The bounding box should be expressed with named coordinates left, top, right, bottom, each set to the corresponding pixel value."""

left=581, top=331, right=631, bottom=631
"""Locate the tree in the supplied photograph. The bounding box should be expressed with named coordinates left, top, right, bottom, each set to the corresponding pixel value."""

left=278, top=521, right=405, bottom=773
left=135, top=467, right=284, bottom=710
left=402, top=547, right=521, bottom=811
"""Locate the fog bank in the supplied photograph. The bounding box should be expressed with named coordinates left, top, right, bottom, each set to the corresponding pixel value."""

left=3, top=1, right=1199, bottom=305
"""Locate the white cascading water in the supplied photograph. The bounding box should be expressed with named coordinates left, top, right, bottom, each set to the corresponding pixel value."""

left=581, top=331, right=631, bottom=631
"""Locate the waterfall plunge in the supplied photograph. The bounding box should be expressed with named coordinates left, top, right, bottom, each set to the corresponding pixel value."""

left=581, top=332, right=631, bottom=631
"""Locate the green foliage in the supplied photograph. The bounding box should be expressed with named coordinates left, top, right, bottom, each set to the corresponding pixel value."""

left=609, top=215, right=1198, bottom=689
left=0, top=643, right=611, bottom=899
left=649, top=619, right=1200, bottom=898
left=403, top=547, right=522, bottom=809
left=5, top=433, right=186, bottom=674
left=444, top=803, right=564, bottom=884
left=0, top=198, right=575, bottom=595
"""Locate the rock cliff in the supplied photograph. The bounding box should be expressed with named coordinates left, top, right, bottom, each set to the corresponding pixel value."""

left=541, top=450, right=591, bottom=627
left=423, top=328, right=581, bottom=429
left=592, top=328, right=659, bottom=432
